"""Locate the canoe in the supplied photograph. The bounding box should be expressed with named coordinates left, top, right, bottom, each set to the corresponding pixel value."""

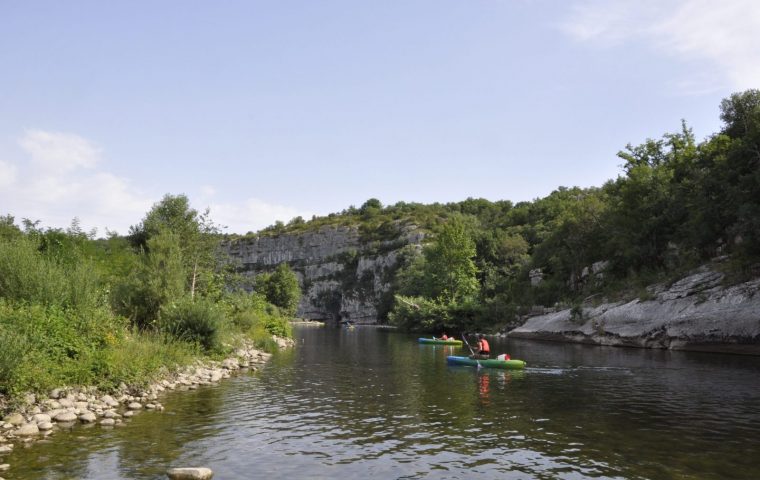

left=446, top=355, right=526, bottom=370
left=418, top=338, right=463, bottom=346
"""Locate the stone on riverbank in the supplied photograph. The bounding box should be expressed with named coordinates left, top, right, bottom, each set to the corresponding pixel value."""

left=128, top=402, right=143, bottom=410
left=166, top=467, right=213, bottom=479
left=79, top=412, right=97, bottom=423
left=32, top=414, right=51, bottom=424
left=38, top=422, right=54, bottom=431
left=0, top=445, right=12, bottom=454
left=53, top=412, right=78, bottom=422
left=14, top=423, right=39, bottom=436
left=2, top=414, right=23, bottom=427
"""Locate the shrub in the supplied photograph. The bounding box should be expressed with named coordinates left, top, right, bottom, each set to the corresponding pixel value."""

left=0, top=327, right=28, bottom=393
left=159, top=298, right=226, bottom=351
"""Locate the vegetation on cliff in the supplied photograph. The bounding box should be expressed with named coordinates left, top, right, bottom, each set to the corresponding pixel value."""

left=0, top=195, right=296, bottom=398
left=234, top=90, right=760, bottom=333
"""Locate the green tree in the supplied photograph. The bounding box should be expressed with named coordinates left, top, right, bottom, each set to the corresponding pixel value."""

left=423, top=216, right=479, bottom=303
left=112, top=230, right=185, bottom=329
left=256, top=263, right=301, bottom=316
left=129, top=194, right=224, bottom=299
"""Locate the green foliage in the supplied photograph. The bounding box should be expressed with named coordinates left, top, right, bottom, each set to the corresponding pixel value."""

left=112, top=231, right=186, bottom=329
left=159, top=297, right=227, bottom=351
left=411, top=216, right=479, bottom=303
left=388, top=295, right=452, bottom=332
left=256, top=263, right=301, bottom=316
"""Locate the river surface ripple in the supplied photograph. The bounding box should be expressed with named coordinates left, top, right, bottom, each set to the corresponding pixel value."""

left=6, top=326, right=760, bottom=479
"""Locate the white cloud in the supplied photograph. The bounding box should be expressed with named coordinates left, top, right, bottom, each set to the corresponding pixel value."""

left=560, top=0, right=760, bottom=92
left=0, top=159, right=17, bottom=188
left=3, top=129, right=311, bottom=236
left=19, top=129, right=102, bottom=172
left=1, top=130, right=152, bottom=235
left=209, top=197, right=314, bottom=234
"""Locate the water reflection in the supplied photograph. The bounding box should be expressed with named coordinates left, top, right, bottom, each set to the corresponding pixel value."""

left=5, top=327, right=760, bottom=480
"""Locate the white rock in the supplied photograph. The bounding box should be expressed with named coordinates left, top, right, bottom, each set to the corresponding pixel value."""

left=49, top=388, right=63, bottom=399
left=127, top=402, right=143, bottom=410
left=166, top=467, right=214, bottom=479
left=2, top=414, right=23, bottom=426
left=54, top=412, right=78, bottom=422
left=100, top=419, right=115, bottom=426
left=0, top=445, right=12, bottom=454
left=14, top=423, right=39, bottom=436
left=103, top=410, right=121, bottom=419
left=123, top=411, right=135, bottom=418
left=33, top=414, right=52, bottom=424
left=79, top=412, right=97, bottom=423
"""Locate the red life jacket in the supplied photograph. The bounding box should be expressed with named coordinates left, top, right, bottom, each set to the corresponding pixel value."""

left=479, top=338, right=490, bottom=353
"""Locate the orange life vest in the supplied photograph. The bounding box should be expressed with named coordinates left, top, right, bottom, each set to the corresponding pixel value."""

left=479, top=338, right=490, bottom=353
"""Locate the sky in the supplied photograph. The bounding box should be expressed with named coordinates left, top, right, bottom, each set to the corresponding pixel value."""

left=1, top=0, right=759, bottom=236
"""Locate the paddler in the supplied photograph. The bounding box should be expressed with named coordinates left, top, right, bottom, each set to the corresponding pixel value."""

left=476, top=334, right=490, bottom=357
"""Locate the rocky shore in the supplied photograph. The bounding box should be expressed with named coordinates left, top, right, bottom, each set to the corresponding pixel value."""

left=0, top=336, right=294, bottom=478
left=509, top=267, right=760, bottom=355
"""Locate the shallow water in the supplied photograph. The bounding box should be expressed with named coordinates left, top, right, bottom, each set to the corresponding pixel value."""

left=5, top=326, right=760, bottom=479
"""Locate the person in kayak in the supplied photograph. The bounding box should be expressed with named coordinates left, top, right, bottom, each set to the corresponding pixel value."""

left=476, top=335, right=490, bottom=356
left=441, top=333, right=449, bottom=340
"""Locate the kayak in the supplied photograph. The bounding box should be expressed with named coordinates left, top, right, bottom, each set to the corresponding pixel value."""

left=418, top=338, right=463, bottom=346
left=446, top=355, right=526, bottom=370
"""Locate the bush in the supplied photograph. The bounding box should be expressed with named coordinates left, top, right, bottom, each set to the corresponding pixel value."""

left=159, top=298, right=226, bottom=351
left=0, top=327, right=29, bottom=393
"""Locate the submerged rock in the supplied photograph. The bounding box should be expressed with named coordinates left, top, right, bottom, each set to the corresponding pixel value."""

left=166, top=467, right=214, bottom=479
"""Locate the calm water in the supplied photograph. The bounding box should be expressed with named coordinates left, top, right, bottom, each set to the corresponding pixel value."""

left=6, top=326, right=760, bottom=479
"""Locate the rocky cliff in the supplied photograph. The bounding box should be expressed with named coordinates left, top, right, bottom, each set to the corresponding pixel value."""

left=225, top=224, right=424, bottom=324
left=509, top=266, right=760, bottom=355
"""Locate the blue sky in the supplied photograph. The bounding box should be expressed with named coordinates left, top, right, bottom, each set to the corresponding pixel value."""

left=1, top=0, right=758, bottom=235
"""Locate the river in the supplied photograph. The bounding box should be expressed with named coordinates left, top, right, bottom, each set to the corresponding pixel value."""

left=6, top=326, right=760, bottom=479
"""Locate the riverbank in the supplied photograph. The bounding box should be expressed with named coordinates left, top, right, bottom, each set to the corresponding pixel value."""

left=0, top=335, right=294, bottom=478
left=508, top=267, right=760, bottom=355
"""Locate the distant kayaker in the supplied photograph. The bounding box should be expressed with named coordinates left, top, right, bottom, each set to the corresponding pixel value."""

left=441, top=333, right=449, bottom=340
left=476, top=335, right=490, bottom=356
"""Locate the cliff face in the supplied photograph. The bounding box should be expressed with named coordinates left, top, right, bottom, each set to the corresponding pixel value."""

left=225, top=225, right=424, bottom=324
left=509, top=267, right=760, bottom=355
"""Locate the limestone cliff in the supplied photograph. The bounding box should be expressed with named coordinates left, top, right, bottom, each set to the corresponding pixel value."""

left=225, top=224, right=424, bottom=324
left=509, top=266, right=760, bottom=355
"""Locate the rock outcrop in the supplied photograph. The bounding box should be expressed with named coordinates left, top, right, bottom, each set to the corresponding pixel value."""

left=225, top=224, right=424, bottom=324
left=509, top=267, right=760, bottom=355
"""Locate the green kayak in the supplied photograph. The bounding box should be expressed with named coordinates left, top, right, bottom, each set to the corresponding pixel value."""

left=418, top=338, right=463, bottom=346
left=446, top=355, right=526, bottom=370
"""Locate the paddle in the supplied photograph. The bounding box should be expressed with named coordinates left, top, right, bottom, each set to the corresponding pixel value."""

left=461, top=333, right=475, bottom=356
left=461, top=334, right=482, bottom=369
